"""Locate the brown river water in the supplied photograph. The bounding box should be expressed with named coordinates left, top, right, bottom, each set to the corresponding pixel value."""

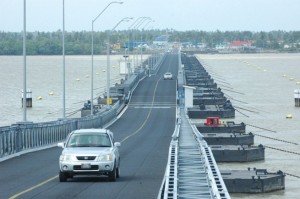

left=197, top=53, right=300, bottom=199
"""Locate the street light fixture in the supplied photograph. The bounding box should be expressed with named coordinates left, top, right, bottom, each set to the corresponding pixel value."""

left=90, top=1, right=123, bottom=115
left=106, top=17, right=133, bottom=106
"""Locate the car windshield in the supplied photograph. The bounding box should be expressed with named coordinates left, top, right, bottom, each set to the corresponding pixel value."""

left=66, top=133, right=111, bottom=147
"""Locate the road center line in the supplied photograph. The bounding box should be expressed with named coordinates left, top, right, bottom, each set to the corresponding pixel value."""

left=121, top=77, right=162, bottom=143
left=9, top=175, right=58, bottom=199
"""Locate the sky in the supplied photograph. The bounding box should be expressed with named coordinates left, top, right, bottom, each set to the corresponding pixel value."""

left=0, top=0, right=300, bottom=32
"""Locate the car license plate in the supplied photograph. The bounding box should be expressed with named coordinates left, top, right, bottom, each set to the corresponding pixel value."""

left=81, top=164, right=91, bottom=169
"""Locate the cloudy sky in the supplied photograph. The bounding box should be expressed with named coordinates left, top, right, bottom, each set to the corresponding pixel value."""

left=0, top=0, right=299, bottom=32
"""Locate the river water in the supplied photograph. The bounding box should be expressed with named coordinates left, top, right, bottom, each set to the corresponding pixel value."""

left=197, top=53, right=300, bottom=199
left=1, top=54, right=300, bottom=198
left=0, top=55, right=125, bottom=126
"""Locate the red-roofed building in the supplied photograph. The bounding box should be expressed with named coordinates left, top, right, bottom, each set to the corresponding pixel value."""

left=228, top=40, right=256, bottom=52
left=230, top=40, right=254, bottom=47
left=215, top=40, right=258, bottom=53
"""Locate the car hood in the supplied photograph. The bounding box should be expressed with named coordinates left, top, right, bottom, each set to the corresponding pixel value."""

left=62, top=147, right=113, bottom=156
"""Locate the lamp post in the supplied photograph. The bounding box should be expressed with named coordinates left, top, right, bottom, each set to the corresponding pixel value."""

left=130, top=17, right=151, bottom=70
left=126, top=17, right=146, bottom=75
left=22, top=0, right=27, bottom=122
left=140, top=19, right=154, bottom=70
left=123, top=19, right=140, bottom=77
left=106, top=17, right=132, bottom=106
left=90, top=1, right=123, bottom=115
left=62, top=0, right=66, bottom=119
left=146, top=26, right=153, bottom=69
left=133, top=17, right=151, bottom=69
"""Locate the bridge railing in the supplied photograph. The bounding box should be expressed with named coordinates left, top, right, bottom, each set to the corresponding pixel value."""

left=158, top=107, right=231, bottom=199
left=158, top=107, right=180, bottom=199
left=150, top=51, right=167, bottom=75
left=2, top=73, right=146, bottom=158
left=0, top=105, right=119, bottom=159
left=189, top=117, right=231, bottom=199
left=77, top=107, right=117, bottom=129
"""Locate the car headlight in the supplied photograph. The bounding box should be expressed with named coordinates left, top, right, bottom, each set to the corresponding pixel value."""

left=60, top=154, right=76, bottom=161
left=96, top=154, right=113, bottom=161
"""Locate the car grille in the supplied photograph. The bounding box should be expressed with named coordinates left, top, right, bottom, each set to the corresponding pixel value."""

left=76, top=156, right=96, bottom=160
left=73, top=165, right=99, bottom=170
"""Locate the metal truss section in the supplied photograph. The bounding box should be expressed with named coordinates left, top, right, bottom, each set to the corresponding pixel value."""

left=158, top=108, right=230, bottom=199
left=177, top=109, right=213, bottom=199
left=188, top=111, right=231, bottom=199
left=176, top=108, right=230, bottom=199
left=162, top=141, right=178, bottom=199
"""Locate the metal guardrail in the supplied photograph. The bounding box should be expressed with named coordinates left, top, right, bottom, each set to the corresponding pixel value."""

left=150, top=52, right=167, bottom=75
left=0, top=107, right=117, bottom=159
left=158, top=108, right=231, bottom=199
left=163, top=133, right=178, bottom=199
left=78, top=107, right=117, bottom=129
left=158, top=108, right=180, bottom=199
left=190, top=116, right=231, bottom=199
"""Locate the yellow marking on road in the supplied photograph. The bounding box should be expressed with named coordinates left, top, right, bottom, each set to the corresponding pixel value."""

left=121, top=77, right=162, bottom=143
left=9, top=175, right=58, bottom=199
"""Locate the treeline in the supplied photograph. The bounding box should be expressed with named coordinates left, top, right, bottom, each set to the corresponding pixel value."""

left=0, top=31, right=114, bottom=55
left=0, top=30, right=300, bottom=55
left=170, top=30, right=300, bottom=50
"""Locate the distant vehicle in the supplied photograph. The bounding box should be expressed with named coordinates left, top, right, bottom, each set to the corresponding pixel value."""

left=163, top=72, right=173, bottom=80
left=57, top=128, right=121, bottom=182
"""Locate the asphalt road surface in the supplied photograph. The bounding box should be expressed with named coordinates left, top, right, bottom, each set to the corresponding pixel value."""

left=0, top=52, right=179, bottom=199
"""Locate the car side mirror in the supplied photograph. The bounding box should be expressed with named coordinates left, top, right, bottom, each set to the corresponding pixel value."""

left=57, top=142, right=65, bottom=148
left=114, top=142, right=121, bottom=147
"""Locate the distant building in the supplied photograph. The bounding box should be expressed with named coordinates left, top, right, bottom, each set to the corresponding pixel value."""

left=172, top=42, right=181, bottom=49
left=112, top=43, right=121, bottom=50
left=215, top=41, right=257, bottom=53
left=196, top=43, right=207, bottom=49
left=153, top=35, right=169, bottom=46
left=216, top=42, right=230, bottom=50
left=230, top=41, right=254, bottom=48
left=124, top=42, right=148, bottom=49
left=229, top=41, right=257, bottom=53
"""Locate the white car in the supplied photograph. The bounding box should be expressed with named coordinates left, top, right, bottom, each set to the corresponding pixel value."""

left=58, top=129, right=121, bottom=182
left=163, top=72, right=173, bottom=80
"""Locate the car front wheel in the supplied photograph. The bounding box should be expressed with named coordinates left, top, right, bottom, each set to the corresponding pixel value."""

left=116, top=166, right=120, bottom=178
left=59, top=171, right=68, bottom=182
left=108, top=166, right=117, bottom=181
